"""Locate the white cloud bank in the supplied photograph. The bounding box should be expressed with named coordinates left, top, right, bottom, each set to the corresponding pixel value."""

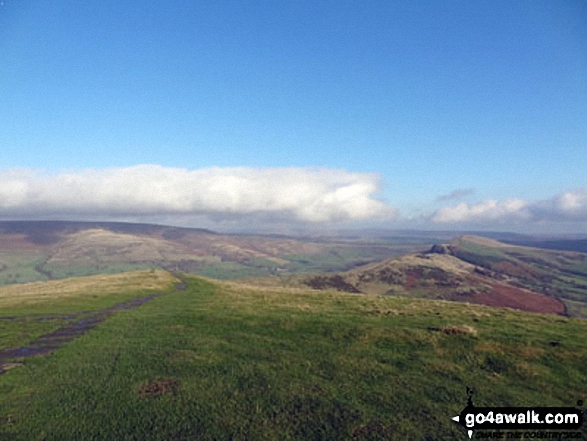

left=432, top=188, right=587, bottom=225
left=0, top=165, right=395, bottom=223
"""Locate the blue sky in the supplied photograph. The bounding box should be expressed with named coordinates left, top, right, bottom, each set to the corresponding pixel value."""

left=1, top=1, right=586, bottom=233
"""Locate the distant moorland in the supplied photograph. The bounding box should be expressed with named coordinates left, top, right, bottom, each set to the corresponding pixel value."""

left=0, top=221, right=440, bottom=284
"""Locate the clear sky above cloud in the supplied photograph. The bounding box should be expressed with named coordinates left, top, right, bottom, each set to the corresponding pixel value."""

left=1, top=1, right=586, bottom=233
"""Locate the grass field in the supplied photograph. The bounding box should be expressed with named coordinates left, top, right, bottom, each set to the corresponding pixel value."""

left=0, top=270, right=178, bottom=309
left=0, top=273, right=585, bottom=439
left=0, top=251, right=50, bottom=286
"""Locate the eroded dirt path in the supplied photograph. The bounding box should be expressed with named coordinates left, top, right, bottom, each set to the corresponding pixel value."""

left=0, top=293, right=163, bottom=375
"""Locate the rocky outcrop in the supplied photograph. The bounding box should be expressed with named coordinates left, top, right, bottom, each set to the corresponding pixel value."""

left=428, top=244, right=455, bottom=255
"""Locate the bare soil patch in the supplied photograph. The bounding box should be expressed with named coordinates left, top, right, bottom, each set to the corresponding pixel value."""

left=138, top=379, right=180, bottom=398
left=428, top=325, right=477, bottom=336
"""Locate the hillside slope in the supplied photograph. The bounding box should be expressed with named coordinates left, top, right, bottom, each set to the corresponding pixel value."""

left=0, top=221, right=431, bottom=284
left=0, top=273, right=585, bottom=439
left=299, top=236, right=587, bottom=318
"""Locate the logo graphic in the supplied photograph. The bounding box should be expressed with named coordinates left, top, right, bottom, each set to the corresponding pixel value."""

left=452, top=388, right=584, bottom=439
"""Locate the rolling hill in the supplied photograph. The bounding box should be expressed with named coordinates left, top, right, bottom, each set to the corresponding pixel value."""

left=0, top=221, right=432, bottom=285
left=297, top=235, right=587, bottom=318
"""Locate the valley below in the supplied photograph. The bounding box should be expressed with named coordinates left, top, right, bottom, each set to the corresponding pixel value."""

left=0, top=221, right=432, bottom=284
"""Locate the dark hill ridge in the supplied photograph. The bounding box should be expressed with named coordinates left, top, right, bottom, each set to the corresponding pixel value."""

left=0, top=220, right=216, bottom=244
left=299, top=235, right=587, bottom=318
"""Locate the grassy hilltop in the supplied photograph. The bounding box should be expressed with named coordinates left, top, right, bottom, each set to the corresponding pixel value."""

left=0, top=271, right=585, bottom=439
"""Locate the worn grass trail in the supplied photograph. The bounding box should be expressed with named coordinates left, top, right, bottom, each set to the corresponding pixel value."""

left=0, top=293, right=163, bottom=374
left=0, top=276, right=585, bottom=440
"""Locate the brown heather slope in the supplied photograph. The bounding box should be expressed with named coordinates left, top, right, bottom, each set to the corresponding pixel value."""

left=465, top=281, right=564, bottom=314
left=296, top=238, right=576, bottom=316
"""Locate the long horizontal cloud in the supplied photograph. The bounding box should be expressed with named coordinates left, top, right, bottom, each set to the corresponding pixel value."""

left=432, top=188, right=587, bottom=224
left=0, top=165, right=395, bottom=223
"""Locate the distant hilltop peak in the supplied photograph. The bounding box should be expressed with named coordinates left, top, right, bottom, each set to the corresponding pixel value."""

left=0, top=220, right=218, bottom=236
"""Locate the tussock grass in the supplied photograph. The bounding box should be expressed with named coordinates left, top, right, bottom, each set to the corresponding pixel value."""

left=429, top=324, right=478, bottom=336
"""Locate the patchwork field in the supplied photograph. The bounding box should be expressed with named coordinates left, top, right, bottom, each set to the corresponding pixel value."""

left=0, top=272, right=585, bottom=439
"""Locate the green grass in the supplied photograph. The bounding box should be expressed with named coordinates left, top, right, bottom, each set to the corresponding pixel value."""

left=277, top=242, right=428, bottom=275
left=453, top=240, right=509, bottom=262
left=183, top=246, right=405, bottom=279
left=568, top=261, right=587, bottom=277
left=0, top=271, right=179, bottom=352
left=0, top=276, right=586, bottom=440
left=0, top=243, right=426, bottom=284
left=194, top=261, right=274, bottom=279
left=43, top=262, right=151, bottom=279
left=0, top=232, right=436, bottom=291
left=0, top=318, right=66, bottom=350
left=562, top=299, right=587, bottom=319
left=282, top=249, right=381, bottom=273
left=0, top=252, right=49, bottom=286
